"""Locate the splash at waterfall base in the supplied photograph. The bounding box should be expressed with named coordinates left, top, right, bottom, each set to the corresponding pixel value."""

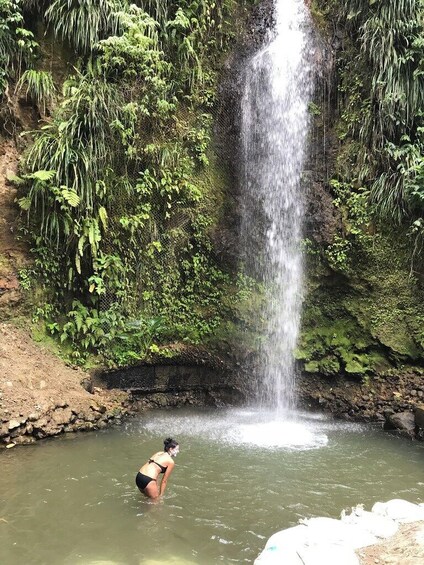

left=255, top=500, right=424, bottom=565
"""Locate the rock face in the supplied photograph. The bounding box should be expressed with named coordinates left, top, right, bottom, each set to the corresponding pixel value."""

left=101, top=362, right=243, bottom=405
left=0, top=396, right=135, bottom=447
left=296, top=372, right=424, bottom=440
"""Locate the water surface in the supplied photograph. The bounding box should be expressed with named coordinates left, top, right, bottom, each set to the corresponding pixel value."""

left=1, top=408, right=423, bottom=564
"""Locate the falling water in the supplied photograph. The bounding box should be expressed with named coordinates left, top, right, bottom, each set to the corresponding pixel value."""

left=241, top=0, right=316, bottom=412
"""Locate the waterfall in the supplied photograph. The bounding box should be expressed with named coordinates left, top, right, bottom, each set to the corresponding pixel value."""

left=240, top=0, right=316, bottom=412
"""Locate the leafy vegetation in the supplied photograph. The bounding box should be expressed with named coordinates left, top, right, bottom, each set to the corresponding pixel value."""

left=300, top=0, right=424, bottom=378
left=8, top=0, right=257, bottom=364
left=343, top=0, right=424, bottom=225
left=16, top=69, right=56, bottom=115
left=0, top=0, right=37, bottom=98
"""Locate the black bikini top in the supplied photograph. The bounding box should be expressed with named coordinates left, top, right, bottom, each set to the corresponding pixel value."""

left=149, top=459, right=167, bottom=473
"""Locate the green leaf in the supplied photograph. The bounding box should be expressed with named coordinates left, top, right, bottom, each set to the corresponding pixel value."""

left=18, top=197, right=31, bottom=211
left=30, top=170, right=56, bottom=182
left=75, top=251, right=81, bottom=274
left=78, top=235, right=86, bottom=257
left=6, top=172, right=24, bottom=185
left=98, top=206, right=108, bottom=229
left=61, top=188, right=80, bottom=207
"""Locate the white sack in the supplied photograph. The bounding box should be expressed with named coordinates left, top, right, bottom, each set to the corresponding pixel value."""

left=299, top=517, right=377, bottom=548
left=341, top=505, right=399, bottom=538
left=372, top=499, right=424, bottom=523
left=297, top=544, right=360, bottom=565
left=254, top=524, right=309, bottom=564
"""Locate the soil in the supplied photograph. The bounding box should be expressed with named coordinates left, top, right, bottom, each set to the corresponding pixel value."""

left=0, top=137, right=26, bottom=310
left=357, top=521, right=424, bottom=565
left=0, top=322, right=134, bottom=446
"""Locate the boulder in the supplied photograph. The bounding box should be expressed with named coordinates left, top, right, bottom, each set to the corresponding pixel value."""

left=8, top=419, right=20, bottom=431
left=384, top=411, right=416, bottom=436
left=80, top=377, right=94, bottom=393
left=415, top=404, right=424, bottom=429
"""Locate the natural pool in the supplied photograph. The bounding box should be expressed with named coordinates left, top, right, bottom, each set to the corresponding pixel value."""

left=1, top=407, right=423, bottom=564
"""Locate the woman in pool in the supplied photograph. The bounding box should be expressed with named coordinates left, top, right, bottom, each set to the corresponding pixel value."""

left=136, top=437, right=179, bottom=499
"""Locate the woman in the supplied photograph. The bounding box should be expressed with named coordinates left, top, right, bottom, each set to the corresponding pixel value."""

left=136, top=437, right=179, bottom=499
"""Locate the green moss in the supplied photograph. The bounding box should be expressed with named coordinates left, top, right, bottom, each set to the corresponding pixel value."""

left=304, top=360, right=320, bottom=373
left=302, top=224, right=424, bottom=377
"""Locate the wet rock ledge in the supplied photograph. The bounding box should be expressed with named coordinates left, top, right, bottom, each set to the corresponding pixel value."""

left=297, top=373, right=424, bottom=440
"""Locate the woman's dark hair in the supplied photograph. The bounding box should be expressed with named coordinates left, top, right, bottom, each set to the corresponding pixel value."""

left=164, top=437, right=178, bottom=452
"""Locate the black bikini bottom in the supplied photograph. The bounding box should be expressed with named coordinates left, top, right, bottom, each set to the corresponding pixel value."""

left=136, top=471, right=155, bottom=490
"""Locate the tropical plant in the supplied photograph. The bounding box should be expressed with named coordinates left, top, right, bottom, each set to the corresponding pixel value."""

left=340, top=0, right=424, bottom=224
left=16, top=69, right=56, bottom=116
left=15, top=0, right=257, bottom=360
left=45, top=0, right=121, bottom=53
left=0, top=0, right=37, bottom=96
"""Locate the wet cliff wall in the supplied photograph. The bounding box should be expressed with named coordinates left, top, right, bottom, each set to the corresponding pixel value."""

left=296, top=0, right=424, bottom=383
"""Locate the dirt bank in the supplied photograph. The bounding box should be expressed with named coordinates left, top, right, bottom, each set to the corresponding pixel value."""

left=357, top=521, right=424, bottom=565
left=0, top=137, right=26, bottom=311
left=0, top=322, right=135, bottom=447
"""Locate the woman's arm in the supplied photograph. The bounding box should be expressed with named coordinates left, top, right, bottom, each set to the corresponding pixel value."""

left=159, top=461, right=175, bottom=496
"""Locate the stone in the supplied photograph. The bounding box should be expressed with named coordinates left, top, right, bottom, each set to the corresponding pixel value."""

left=51, top=407, right=72, bottom=425
left=91, top=403, right=107, bottom=414
left=33, top=417, right=48, bottom=432
left=55, top=401, right=68, bottom=409
left=415, top=405, right=424, bottom=429
left=384, top=411, right=415, bottom=435
left=80, top=377, right=94, bottom=394
left=8, top=419, right=20, bottom=431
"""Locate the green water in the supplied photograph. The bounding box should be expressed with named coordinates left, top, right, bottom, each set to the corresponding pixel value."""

left=0, top=408, right=423, bottom=564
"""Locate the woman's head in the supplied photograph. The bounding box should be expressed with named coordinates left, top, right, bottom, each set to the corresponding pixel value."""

left=164, top=437, right=179, bottom=457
